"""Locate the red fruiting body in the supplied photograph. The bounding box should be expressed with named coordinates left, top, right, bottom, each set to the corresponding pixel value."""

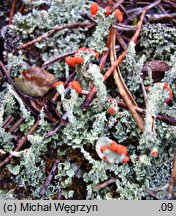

left=93, top=50, right=100, bottom=58
left=150, top=150, right=159, bottom=156
left=105, top=6, right=111, bottom=15
left=90, top=2, right=99, bottom=16
left=114, top=9, right=123, bottom=22
left=146, top=82, right=173, bottom=103
left=122, top=155, right=130, bottom=163
left=107, top=107, right=115, bottom=115
left=54, top=81, right=64, bottom=89
left=100, top=145, right=110, bottom=153
left=145, top=86, right=151, bottom=92
left=68, top=80, right=82, bottom=94
left=116, top=144, right=127, bottom=155
left=65, top=56, right=76, bottom=67
left=137, top=155, right=141, bottom=161
left=110, top=141, right=118, bottom=152
left=75, top=56, right=84, bottom=64
left=163, top=82, right=173, bottom=103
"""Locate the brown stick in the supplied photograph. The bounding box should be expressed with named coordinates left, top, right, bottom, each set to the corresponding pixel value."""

left=40, top=159, right=59, bottom=196
left=9, top=0, right=17, bottom=25
left=110, top=29, right=144, bottom=132
left=18, top=4, right=26, bottom=13
left=94, top=178, right=116, bottom=190
left=2, top=116, right=14, bottom=130
left=42, top=50, right=76, bottom=70
left=112, top=24, right=137, bottom=31
left=111, top=0, right=125, bottom=11
left=0, top=120, right=39, bottom=168
left=127, top=0, right=161, bottom=15
left=108, top=97, right=176, bottom=125
left=9, top=117, right=24, bottom=133
left=18, top=22, right=95, bottom=50
left=2, top=115, right=14, bottom=128
left=146, top=13, right=176, bottom=22
left=115, top=30, right=127, bottom=50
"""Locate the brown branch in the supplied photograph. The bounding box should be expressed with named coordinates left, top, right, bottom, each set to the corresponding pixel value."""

left=2, top=116, right=14, bottom=130
left=40, top=159, right=59, bottom=196
left=111, top=0, right=125, bottom=11
left=127, top=0, right=161, bottom=15
left=18, top=4, right=26, bottom=14
left=18, top=22, right=95, bottom=50
left=115, top=30, right=127, bottom=50
left=2, top=115, right=14, bottom=128
left=110, top=29, right=144, bottom=132
left=146, top=13, right=176, bottom=22
left=163, top=0, right=176, bottom=9
left=9, top=0, right=17, bottom=25
left=112, top=24, right=137, bottom=31
left=110, top=98, right=176, bottom=125
left=51, top=72, right=76, bottom=103
left=94, top=178, right=116, bottom=190
left=42, top=50, right=76, bottom=70
left=0, top=120, right=39, bottom=168
left=9, top=117, right=24, bottom=133
left=0, top=61, right=15, bottom=87
left=112, top=23, right=137, bottom=31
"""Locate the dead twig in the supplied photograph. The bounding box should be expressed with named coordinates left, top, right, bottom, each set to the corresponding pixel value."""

left=9, top=117, right=24, bottom=133
left=42, top=50, right=76, bottom=70
left=40, top=159, right=59, bottom=196
left=110, top=98, right=176, bottom=125
left=127, top=0, right=161, bottom=15
left=18, top=22, right=95, bottom=50
left=51, top=72, right=76, bottom=103
left=110, top=29, right=144, bottom=132
left=0, top=120, right=39, bottom=168
left=2, top=117, right=14, bottom=130
left=2, top=115, right=14, bottom=128
left=44, top=113, right=67, bottom=138
left=115, top=30, right=127, bottom=50
left=112, top=24, right=137, bottom=31
left=9, top=0, right=17, bottom=25
left=18, top=4, right=26, bottom=14
left=146, top=13, right=176, bottom=22
left=94, top=178, right=116, bottom=190
left=111, top=0, right=125, bottom=12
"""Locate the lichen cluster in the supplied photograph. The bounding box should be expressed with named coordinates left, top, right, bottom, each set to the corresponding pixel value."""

left=0, top=0, right=176, bottom=200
